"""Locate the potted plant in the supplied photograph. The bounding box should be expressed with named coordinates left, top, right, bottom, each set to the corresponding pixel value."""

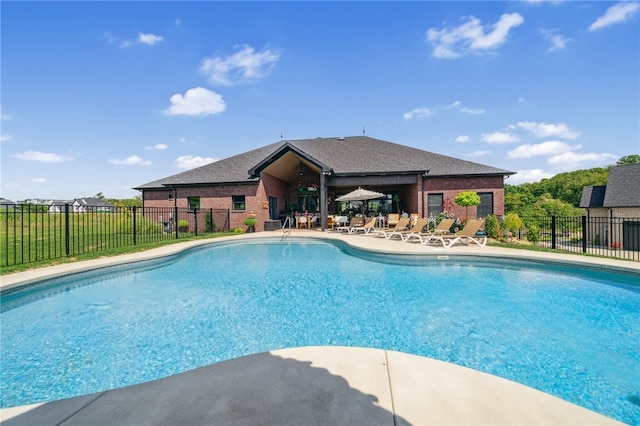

left=244, top=215, right=257, bottom=233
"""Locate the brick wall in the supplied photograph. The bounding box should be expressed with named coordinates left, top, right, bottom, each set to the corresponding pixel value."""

left=141, top=173, right=507, bottom=231
left=424, top=176, right=505, bottom=218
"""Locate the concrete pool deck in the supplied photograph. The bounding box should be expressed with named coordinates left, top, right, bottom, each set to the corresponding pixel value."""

left=1, top=230, right=637, bottom=425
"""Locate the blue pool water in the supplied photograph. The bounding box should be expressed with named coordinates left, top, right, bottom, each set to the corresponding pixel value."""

left=1, top=238, right=639, bottom=423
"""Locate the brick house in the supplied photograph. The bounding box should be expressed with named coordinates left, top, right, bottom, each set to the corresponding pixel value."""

left=134, top=136, right=515, bottom=231
left=580, top=163, right=640, bottom=250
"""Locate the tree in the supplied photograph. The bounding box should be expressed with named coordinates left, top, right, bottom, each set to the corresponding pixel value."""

left=454, top=191, right=481, bottom=218
left=94, top=192, right=105, bottom=200
left=617, top=155, right=640, bottom=165
left=504, top=213, right=524, bottom=241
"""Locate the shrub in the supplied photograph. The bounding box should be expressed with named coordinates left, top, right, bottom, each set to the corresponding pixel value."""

left=484, top=215, right=501, bottom=239
left=527, top=224, right=539, bottom=245
left=233, top=227, right=244, bottom=233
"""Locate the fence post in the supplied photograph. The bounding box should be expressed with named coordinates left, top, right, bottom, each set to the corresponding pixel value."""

left=194, top=208, right=198, bottom=236
left=133, top=206, right=137, bottom=245
left=551, top=215, right=557, bottom=250
left=64, top=204, right=70, bottom=257
left=582, top=215, right=587, bottom=253
left=174, top=206, right=179, bottom=239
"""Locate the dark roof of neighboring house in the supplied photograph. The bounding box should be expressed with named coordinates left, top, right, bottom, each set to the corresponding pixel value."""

left=602, top=163, right=640, bottom=207
left=134, top=136, right=515, bottom=190
left=580, top=163, right=640, bottom=208
left=579, top=186, right=607, bottom=208
left=74, top=198, right=114, bottom=207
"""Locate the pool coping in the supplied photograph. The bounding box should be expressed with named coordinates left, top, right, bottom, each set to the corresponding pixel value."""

left=1, top=230, right=637, bottom=424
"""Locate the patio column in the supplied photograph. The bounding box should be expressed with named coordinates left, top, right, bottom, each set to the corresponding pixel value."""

left=320, top=172, right=328, bottom=230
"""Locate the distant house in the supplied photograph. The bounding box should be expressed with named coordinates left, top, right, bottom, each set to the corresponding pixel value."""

left=135, top=136, right=515, bottom=231
left=580, top=163, right=640, bottom=250
left=48, top=198, right=115, bottom=213
left=72, top=198, right=115, bottom=213
left=48, top=200, right=72, bottom=213
left=0, top=199, right=18, bottom=209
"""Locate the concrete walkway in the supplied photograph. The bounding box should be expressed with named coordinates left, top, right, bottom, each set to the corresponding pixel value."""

left=0, top=346, right=622, bottom=425
left=2, top=231, right=637, bottom=425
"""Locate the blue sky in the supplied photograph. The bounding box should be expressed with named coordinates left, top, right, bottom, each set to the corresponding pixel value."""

left=2, top=1, right=639, bottom=201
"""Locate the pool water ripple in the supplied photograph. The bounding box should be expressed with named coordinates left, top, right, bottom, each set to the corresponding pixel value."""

left=1, top=239, right=639, bottom=424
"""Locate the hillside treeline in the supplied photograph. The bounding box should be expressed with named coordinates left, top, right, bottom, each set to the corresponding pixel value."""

left=504, top=155, right=639, bottom=217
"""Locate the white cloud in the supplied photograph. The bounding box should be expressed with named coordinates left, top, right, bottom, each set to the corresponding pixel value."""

left=0, top=105, right=11, bottom=120
left=548, top=151, right=617, bottom=169
left=454, top=135, right=470, bottom=143
left=481, top=131, right=520, bottom=144
left=32, top=177, right=47, bottom=183
left=447, top=101, right=461, bottom=108
left=200, top=44, right=281, bottom=86
left=507, top=140, right=580, bottom=159
left=518, top=97, right=526, bottom=104
left=174, top=155, right=218, bottom=169
left=163, top=87, right=226, bottom=117
left=539, top=28, right=571, bottom=52
left=145, top=143, right=168, bottom=150
left=589, top=2, right=640, bottom=31
left=426, top=13, right=524, bottom=58
left=138, top=33, right=163, bottom=45
left=508, top=169, right=554, bottom=184
left=108, top=155, right=152, bottom=166
left=466, top=150, right=490, bottom=157
left=106, top=31, right=164, bottom=48
left=460, top=107, right=486, bottom=114
left=13, top=150, right=74, bottom=163
left=403, top=107, right=431, bottom=120
left=517, top=121, right=580, bottom=139
left=1, top=134, right=12, bottom=142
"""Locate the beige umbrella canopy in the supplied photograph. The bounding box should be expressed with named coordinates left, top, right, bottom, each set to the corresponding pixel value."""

left=335, top=188, right=386, bottom=217
left=335, top=187, right=385, bottom=202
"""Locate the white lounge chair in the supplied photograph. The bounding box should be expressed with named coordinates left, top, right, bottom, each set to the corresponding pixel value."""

left=422, top=219, right=487, bottom=248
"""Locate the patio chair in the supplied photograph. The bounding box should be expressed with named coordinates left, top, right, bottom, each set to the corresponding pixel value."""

left=387, top=213, right=400, bottom=228
left=422, top=219, right=487, bottom=248
left=411, top=218, right=455, bottom=243
left=336, top=216, right=361, bottom=233
left=372, top=217, right=410, bottom=238
left=386, top=217, right=428, bottom=241
left=296, top=216, right=308, bottom=229
left=348, top=217, right=377, bottom=234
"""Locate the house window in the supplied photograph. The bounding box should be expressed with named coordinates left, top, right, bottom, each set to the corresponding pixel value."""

left=427, top=193, right=444, bottom=217
left=188, top=197, right=200, bottom=211
left=477, top=192, right=494, bottom=217
left=232, top=195, right=246, bottom=211
left=168, top=193, right=174, bottom=200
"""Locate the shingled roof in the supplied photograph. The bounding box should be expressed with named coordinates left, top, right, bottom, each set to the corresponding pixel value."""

left=602, top=163, right=640, bottom=207
left=135, top=136, right=514, bottom=190
left=579, top=186, right=607, bottom=208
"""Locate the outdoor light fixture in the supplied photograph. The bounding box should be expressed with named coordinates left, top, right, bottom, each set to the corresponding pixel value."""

left=299, top=162, right=305, bottom=176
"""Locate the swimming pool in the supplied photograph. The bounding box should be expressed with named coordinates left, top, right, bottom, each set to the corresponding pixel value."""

left=1, top=238, right=639, bottom=423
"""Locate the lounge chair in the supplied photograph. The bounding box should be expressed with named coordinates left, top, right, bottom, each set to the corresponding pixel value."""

left=387, top=213, right=400, bottom=228
left=373, top=217, right=410, bottom=238
left=422, top=219, right=487, bottom=248
left=411, top=218, right=455, bottom=243
left=348, top=217, right=377, bottom=234
left=386, top=217, right=428, bottom=241
left=336, top=216, right=362, bottom=233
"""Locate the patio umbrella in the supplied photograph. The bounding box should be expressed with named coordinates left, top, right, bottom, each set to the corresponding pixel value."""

left=335, top=187, right=386, bottom=217
left=335, top=187, right=386, bottom=202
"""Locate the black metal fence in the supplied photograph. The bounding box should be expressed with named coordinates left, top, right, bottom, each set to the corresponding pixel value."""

left=516, top=215, right=640, bottom=262
left=1, top=204, right=230, bottom=267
